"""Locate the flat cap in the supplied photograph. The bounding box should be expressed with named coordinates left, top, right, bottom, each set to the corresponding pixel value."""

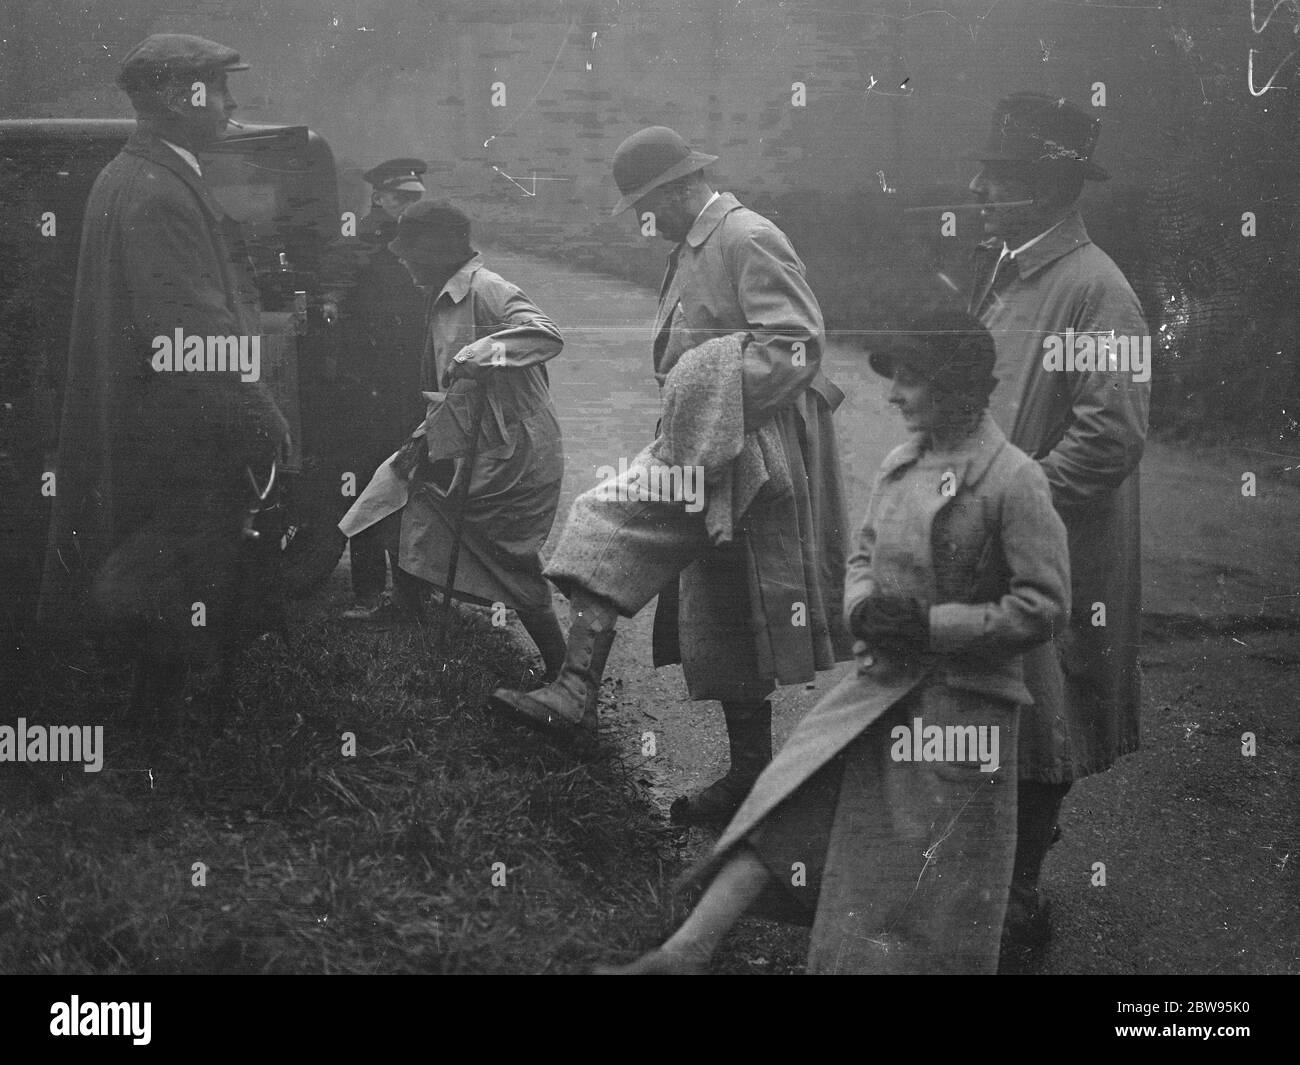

left=117, top=33, right=249, bottom=92
left=363, top=157, right=428, bottom=193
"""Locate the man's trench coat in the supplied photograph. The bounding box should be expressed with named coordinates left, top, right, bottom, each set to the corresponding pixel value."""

left=396, top=255, right=565, bottom=611
left=648, top=192, right=853, bottom=702
left=970, top=209, right=1150, bottom=781
left=38, top=128, right=288, bottom=660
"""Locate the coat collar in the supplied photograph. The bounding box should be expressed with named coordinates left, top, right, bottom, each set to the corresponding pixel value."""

left=684, top=191, right=741, bottom=248
left=122, top=127, right=224, bottom=221
left=976, top=208, right=1092, bottom=281
left=880, top=413, right=1009, bottom=487
left=436, top=253, right=485, bottom=304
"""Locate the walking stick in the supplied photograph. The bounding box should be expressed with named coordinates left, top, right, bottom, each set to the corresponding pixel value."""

left=439, top=382, right=488, bottom=648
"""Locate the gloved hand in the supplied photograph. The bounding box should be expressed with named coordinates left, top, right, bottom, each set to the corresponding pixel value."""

left=850, top=594, right=929, bottom=650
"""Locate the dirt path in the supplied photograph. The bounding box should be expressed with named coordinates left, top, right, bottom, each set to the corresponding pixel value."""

left=461, top=245, right=1300, bottom=973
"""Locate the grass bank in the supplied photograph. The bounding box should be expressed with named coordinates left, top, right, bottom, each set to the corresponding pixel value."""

left=0, top=579, right=680, bottom=974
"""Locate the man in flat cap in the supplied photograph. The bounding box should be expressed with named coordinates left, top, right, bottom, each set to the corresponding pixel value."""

left=39, top=34, right=288, bottom=731
left=351, top=200, right=569, bottom=677
left=964, top=92, right=1149, bottom=965
left=491, top=126, right=852, bottom=826
left=321, top=158, right=429, bottom=620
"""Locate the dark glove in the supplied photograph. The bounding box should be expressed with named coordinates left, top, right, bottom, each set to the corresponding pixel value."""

left=850, top=594, right=929, bottom=650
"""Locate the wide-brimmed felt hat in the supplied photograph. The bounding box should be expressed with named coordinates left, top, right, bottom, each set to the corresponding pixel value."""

left=387, top=199, right=473, bottom=264
left=966, top=92, right=1109, bottom=181
left=364, top=157, right=427, bottom=193
left=610, top=126, right=718, bottom=215
left=868, top=308, right=998, bottom=399
left=117, top=33, right=249, bottom=92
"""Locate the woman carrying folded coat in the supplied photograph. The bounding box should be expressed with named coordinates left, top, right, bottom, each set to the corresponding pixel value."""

left=598, top=307, right=1071, bottom=975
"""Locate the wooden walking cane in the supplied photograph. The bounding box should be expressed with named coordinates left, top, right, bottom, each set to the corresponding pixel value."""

left=439, top=381, right=488, bottom=648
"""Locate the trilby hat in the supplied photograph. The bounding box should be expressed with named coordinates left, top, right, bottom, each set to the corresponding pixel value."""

left=387, top=199, right=473, bottom=264
left=966, top=91, right=1109, bottom=181
left=610, top=126, right=718, bottom=216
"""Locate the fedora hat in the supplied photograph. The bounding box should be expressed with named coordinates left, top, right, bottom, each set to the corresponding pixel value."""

left=868, top=308, right=998, bottom=401
left=610, top=126, right=718, bottom=215
left=387, top=200, right=473, bottom=264
left=966, top=92, right=1109, bottom=181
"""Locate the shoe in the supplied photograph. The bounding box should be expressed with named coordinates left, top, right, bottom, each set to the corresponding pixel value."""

left=488, top=590, right=618, bottom=738
left=341, top=595, right=386, bottom=621
left=670, top=700, right=772, bottom=826
left=592, top=948, right=707, bottom=974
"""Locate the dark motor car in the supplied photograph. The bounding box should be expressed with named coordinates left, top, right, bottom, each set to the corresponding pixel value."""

left=0, top=118, right=362, bottom=644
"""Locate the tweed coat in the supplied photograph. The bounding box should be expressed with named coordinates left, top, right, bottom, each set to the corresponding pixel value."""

left=648, top=192, right=854, bottom=701
left=699, top=416, right=1071, bottom=972
left=38, top=127, right=288, bottom=660
left=970, top=209, right=1150, bottom=781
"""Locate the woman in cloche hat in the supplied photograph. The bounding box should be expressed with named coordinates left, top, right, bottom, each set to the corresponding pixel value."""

left=598, top=308, right=1071, bottom=975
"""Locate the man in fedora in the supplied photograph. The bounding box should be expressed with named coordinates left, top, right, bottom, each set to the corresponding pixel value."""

left=39, top=33, right=289, bottom=731
left=376, top=200, right=568, bottom=678
left=491, top=126, right=852, bottom=826
left=964, top=92, right=1150, bottom=964
left=321, top=158, right=429, bottom=621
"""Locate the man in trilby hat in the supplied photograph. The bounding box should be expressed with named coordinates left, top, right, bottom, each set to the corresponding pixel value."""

left=964, top=92, right=1149, bottom=966
left=321, top=158, right=429, bottom=620
left=491, top=126, right=852, bottom=826
left=39, top=33, right=288, bottom=731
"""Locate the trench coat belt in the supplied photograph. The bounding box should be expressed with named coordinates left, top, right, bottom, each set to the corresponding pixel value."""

left=808, top=370, right=844, bottom=411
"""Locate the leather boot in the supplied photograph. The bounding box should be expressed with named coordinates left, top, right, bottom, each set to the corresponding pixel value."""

left=517, top=605, right=567, bottom=683
left=488, top=590, right=617, bottom=736
left=670, top=699, right=772, bottom=825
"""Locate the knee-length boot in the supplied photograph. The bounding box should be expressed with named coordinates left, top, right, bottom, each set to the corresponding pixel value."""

left=488, top=590, right=617, bottom=736
left=670, top=699, right=772, bottom=825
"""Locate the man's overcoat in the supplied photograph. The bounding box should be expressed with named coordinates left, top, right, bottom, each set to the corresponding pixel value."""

left=649, top=192, right=853, bottom=702
left=970, top=209, right=1150, bottom=781
left=39, top=128, right=288, bottom=659
left=397, top=255, right=564, bottom=610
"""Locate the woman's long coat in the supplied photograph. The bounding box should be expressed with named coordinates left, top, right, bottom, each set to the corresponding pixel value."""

left=647, top=192, right=853, bottom=702
left=970, top=209, right=1149, bottom=781
left=38, top=128, right=288, bottom=660
left=700, top=416, right=1071, bottom=972
left=397, top=256, right=564, bottom=611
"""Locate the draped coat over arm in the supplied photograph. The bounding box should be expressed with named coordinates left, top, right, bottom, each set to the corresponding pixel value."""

left=647, top=193, right=854, bottom=702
